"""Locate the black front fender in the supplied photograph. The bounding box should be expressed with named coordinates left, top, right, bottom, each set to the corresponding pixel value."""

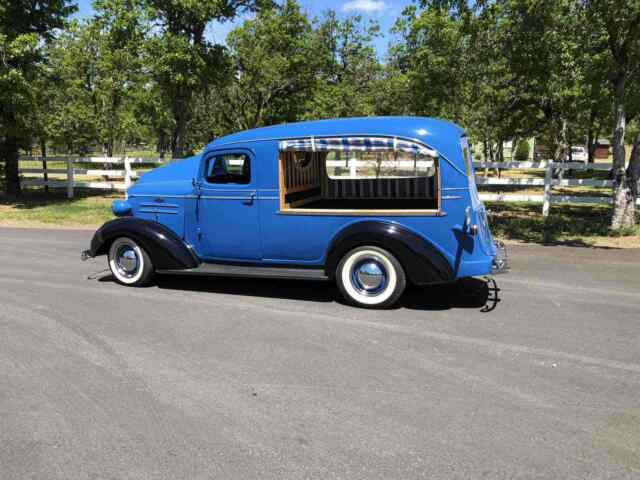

left=325, top=221, right=454, bottom=285
left=88, top=218, right=200, bottom=270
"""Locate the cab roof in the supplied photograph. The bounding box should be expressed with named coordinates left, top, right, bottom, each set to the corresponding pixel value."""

left=207, top=117, right=465, bottom=154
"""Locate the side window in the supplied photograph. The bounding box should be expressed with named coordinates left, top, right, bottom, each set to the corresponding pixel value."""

left=205, top=153, right=251, bottom=184
left=325, top=150, right=436, bottom=180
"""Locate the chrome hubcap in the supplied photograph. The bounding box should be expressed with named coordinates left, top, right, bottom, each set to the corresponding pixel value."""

left=116, top=246, right=139, bottom=278
left=351, top=259, right=387, bottom=296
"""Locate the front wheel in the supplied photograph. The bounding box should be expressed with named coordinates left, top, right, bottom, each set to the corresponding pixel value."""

left=108, top=237, right=154, bottom=286
left=336, top=246, right=406, bottom=308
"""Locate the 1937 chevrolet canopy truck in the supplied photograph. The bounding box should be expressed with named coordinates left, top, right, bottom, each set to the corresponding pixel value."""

left=83, top=117, right=508, bottom=308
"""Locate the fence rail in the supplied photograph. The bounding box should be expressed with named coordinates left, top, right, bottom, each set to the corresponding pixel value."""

left=18, top=156, right=638, bottom=216
left=474, top=160, right=639, bottom=215
left=18, top=156, right=164, bottom=198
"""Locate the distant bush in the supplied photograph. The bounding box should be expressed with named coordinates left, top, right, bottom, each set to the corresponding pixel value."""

left=514, top=140, right=530, bottom=161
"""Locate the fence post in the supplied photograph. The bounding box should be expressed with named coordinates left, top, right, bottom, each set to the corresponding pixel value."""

left=66, top=157, right=74, bottom=199
left=124, top=157, right=132, bottom=199
left=349, top=157, right=357, bottom=178
left=542, top=160, right=553, bottom=217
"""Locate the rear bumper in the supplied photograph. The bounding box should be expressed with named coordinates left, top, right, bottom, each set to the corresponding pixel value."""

left=492, top=241, right=509, bottom=274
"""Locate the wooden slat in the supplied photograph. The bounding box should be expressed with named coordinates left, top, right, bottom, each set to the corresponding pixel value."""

left=19, top=168, right=67, bottom=174
left=21, top=179, right=67, bottom=187
left=474, top=161, right=612, bottom=171
left=476, top=177, right=546, bottom=186
left=479, top=193, right=545, bottom=203
left=73, top=181, right=126, bottom=190
left=279, top=208, right=442, bottom=216
left=19, top=155, right=164, bottom=164
left=19, top=156, right=69, bottom=162
left=550, top=195, right=612, bottom=205
left=552, top=179, right=612, bottom=187
left=474, top=161, right=549, bottom=170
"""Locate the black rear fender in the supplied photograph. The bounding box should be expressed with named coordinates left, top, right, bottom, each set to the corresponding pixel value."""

left=89, top=218, right=200, bottom=270
left=325, top=221, right=454, bottom=285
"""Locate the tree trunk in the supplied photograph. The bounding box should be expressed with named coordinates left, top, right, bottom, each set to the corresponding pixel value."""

left=41, top=138, right=49, bottom=194
left=627, top=131, right=640, bottom=208
left=610, top=74, right=634, bottom=229
left=2, top=136, right=21, bottom=196
left=587, top=107, right=598, bottom=164
left=172, top=117, right=187, bottom=159
left=554, top=119, right=568, bottom=162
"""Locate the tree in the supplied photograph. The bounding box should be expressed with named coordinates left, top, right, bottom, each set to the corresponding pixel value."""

left=0, top=0, right=76, bottom=195
left=143, top=0, right=272, bottom=158
left=387, top=3, right=470, bottom=121
left=305, top=11, right=381, bottom=119
left=92, top=0, right=147, bottom=156
left=585, top=0, right=640, bottom=229
left=217, top=0, right=317, bottom=132
left=46, top=22, right=101, bottom=154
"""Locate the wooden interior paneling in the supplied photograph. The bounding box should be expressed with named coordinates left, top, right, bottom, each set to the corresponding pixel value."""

left=279, top=150, right=440, bottom=213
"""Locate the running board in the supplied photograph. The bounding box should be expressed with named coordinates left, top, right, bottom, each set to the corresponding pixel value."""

left=157, top=263, right=329, bottom=281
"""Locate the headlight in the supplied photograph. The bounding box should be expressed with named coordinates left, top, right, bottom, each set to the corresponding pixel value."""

left=112, top=200, right=132, bottom=217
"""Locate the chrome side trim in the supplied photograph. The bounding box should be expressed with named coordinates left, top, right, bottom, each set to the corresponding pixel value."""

left=129, top=194, right=197, bottom=199
left=157, top=263, right=329, bottom=281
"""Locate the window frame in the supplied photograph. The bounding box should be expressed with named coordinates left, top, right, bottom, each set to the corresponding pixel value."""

left=203, top=152, right=252, bottom=186
left=278, top=139, right=442, bottom=217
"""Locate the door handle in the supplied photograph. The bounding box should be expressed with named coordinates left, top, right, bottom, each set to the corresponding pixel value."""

left=242, top=193, right=256, bottom=205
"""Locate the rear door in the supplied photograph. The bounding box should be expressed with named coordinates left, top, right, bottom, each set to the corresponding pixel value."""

left=196, top=149, right=262, bottom=261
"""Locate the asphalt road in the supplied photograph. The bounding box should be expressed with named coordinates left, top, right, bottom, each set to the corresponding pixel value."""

left=1, top=227, right=639, bottom=480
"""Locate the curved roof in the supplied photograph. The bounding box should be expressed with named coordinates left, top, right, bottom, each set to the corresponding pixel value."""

left=207, top=117, right=465, bottom=154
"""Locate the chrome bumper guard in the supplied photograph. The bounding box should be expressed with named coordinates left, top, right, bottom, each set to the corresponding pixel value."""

left=492, top=241, right=509, bottom=274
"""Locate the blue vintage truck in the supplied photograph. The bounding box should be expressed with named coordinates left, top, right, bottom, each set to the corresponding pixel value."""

left=83, top=117, right=507, bottom=308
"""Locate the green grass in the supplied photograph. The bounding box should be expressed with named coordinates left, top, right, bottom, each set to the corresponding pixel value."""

left=0, top=190, right=116, bottom=226
left=487, top=202, right=640, bottom=246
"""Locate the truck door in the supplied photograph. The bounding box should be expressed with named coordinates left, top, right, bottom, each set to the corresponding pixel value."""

left=196, top=150, right=262, bottom=261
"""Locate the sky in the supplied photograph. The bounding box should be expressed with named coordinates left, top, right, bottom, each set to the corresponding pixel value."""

left=73, top=0, right=414, bottom=57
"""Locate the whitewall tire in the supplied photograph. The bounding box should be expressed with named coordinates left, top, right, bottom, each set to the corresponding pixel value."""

left=336, top=246, right=406, bottom=308
left=108, top=237, right=154, bottom=286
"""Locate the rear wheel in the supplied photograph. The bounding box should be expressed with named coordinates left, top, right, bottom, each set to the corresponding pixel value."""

left=336, top=246, right=406, bottom=308
left=108, top=237, right=154, bottom=286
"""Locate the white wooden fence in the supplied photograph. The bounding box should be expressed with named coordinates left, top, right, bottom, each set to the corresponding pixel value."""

left=18, top=156, right=638, bottom=217
left=474, top=160, right=639, bottom=216
left=18, top=156, right=165, bottom=198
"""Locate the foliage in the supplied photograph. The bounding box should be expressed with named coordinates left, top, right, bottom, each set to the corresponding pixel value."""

left=142, top=0, right=273, bottom=157
left=583, top=0, right=640, bottom=228
left=216, top=0, right=317, bottom=132
left=513, top=140, right=530, bottom=161
left=0, top=0, right=76, bottom=194
left=304, top=11, right=381, bottom=119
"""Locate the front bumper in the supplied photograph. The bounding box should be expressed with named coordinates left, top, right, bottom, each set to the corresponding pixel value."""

left=491, top=241, right=509, bottom=274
